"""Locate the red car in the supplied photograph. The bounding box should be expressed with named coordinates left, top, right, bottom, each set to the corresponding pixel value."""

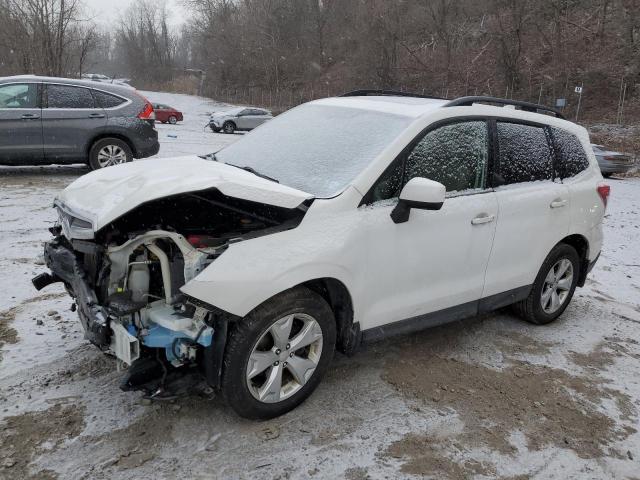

left=152, top=103, right=183, bottom=124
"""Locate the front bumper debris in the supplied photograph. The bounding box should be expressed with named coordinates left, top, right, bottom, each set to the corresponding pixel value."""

left=34, top=237, right=110, bottom=346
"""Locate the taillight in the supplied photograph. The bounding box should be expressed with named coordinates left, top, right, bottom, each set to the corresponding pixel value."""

left=134, top=92, right=155, bottom=120
left=597, top=184, right=610, bottom=210
left=138, top=102, right=155, bottom=120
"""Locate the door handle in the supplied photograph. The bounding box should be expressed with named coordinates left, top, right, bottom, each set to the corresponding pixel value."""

left=550, top=199, right=568, bottom=208
left=88, top=113, right=105, bottom=119
left=471, top=214, right=495, bottom=225
left=21, top=113, right=40, bottom=120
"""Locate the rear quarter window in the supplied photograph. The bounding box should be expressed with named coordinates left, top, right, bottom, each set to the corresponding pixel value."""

left=93, top=90, right=127, bottom=108
left=497, top=122, right=554, bottom=184
left=551, top=127, right=590, bottom=178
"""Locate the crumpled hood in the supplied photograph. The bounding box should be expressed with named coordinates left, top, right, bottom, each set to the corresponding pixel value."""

left=56, top=156, right=313, bottom=230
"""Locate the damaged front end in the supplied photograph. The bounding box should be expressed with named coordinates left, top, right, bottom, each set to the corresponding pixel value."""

left=33, top=187, right=309, bottom=394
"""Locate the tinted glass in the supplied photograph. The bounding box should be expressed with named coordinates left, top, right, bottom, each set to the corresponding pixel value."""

left=47, top=85, right=95, bottom=108
left=551, top=127, right=589, bottom=178
left=405, top=121, right=488, bottom=193
left=93, top=90, right=126, bottom=108
left=0, top=83, right=38, bottom=108
left=497, top=122, right=553, bottom=184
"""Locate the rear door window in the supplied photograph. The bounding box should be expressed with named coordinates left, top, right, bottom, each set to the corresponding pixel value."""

left=551, top=127, right=590, bottom=178
left=0, top=83, right=38, bottom=108
left=46, top=84, right=95, bottom=108
left=496, top=122, right=553, bottom=184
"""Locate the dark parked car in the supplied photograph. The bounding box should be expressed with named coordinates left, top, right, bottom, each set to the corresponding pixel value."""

left=152, top=103, right=183, bottom=124
left=0, top=75, right=159, bottom=170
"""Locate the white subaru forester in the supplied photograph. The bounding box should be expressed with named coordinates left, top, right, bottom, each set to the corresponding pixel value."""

left=34, top=92, right=608, bottom=418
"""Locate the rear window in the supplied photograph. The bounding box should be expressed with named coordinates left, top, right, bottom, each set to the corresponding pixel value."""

left=47, top=84, right=95, bottom=108
left=497, top=122, right=554, bottom=184
left=93, top=90, right=126, bottom=108
left=551, top=127, right=589, bottom=178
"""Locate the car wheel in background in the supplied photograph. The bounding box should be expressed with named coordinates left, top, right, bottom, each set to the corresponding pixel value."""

left=223, top=121, right=236, bottom=134
left=89, top=138, right=133, bottom=170
left=169, top=115, right=177, bottom=124
left=513, top=243, right=580, bottom=325
left=221, top=286, right=336, bottom=419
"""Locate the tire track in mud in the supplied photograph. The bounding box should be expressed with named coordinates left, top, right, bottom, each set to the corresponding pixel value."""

left=378, top=325, right=639, bottom=478
left=0, top=292, right=67, bottom=362
left=0, top=403, right=86, bottom=479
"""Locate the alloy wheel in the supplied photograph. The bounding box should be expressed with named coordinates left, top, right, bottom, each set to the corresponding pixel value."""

left=540, top=258, right=573, bottom=314
left=246, top=313, right=323, bottom=403
left=97, top=145, right=127, bottom=168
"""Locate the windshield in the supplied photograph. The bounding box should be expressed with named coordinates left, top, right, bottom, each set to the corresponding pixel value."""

left=215, top=104, right=413, bottom=198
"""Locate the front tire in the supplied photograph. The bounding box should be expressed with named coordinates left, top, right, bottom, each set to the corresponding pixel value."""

left=168, top=115, right=177, bottom=124
left=223, top=121, right=236, bottom=134
left=221, top=287, right=336, bottom=419
left=88, top=138, right=133, bottom=170
left=513, top=243, right=580, bottom=325
left=210, top=125, right=221, bottom=133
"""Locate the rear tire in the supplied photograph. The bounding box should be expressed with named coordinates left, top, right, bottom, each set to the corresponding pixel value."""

left=88, top=138, right=133, bottom=170
left=223, top=121, right=236, bottom=134
left=513, top=243, right=580, bottom=325
left=221, top=287, right=336, bottom=419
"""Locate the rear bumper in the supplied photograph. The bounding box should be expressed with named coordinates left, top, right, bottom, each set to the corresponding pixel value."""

left=132, top=125, right=160, bottom=158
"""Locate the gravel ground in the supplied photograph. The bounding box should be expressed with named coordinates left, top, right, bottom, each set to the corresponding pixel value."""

left=0, top=93, right=639, bottom=479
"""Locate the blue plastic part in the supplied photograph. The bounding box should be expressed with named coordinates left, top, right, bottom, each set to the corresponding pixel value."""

left=126, top=324, right=137, bottom=336
left=141, top=324, right=213, bottom=362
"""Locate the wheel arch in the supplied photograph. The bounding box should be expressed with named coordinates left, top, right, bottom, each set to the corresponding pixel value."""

left=87, top=133, right=137, bottom=159
left=559, top=234, right=590, bottom=287
left=301, top=277, right=359, bottom=356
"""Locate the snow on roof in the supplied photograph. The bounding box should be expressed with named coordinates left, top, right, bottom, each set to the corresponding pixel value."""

left=0, top=75, right=133, bottom=94
left=312, top=95, right=449, bottom=118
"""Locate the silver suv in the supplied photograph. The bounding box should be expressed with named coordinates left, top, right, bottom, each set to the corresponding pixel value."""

left=209, top=107, right=273, bottom=134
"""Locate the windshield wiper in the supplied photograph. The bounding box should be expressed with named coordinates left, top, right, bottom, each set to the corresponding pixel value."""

left=199, top=152, right=218, bottom=161
left=227, top=163, right=279, bottom=183
left=199, top=155, right=279, bottom=183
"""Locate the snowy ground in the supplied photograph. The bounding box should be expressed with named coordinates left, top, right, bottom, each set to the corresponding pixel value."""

left=0, top=92, right=639, bottom=479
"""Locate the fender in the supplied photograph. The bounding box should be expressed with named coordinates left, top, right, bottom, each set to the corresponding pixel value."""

left=181, top=259, right=356, bottom=320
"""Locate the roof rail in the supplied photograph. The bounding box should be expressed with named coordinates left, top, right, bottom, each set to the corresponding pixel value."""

left=339, top=89, right=446, bottom=100
left=444, top=96, right=565, bottom=119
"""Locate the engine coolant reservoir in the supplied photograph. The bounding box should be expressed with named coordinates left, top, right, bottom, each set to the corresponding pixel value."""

left=129, top=261, right=150, bottom=303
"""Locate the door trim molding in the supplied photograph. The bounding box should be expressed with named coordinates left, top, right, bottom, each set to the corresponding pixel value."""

left=361, top=284, right=532, bottom=343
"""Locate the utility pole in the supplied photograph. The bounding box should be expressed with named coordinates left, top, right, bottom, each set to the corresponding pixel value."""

left=574, top=82, right=584, bottom=122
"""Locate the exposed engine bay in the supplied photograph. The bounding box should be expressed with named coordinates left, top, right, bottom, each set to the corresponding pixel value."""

left=33, top=188, right=309, bottom=394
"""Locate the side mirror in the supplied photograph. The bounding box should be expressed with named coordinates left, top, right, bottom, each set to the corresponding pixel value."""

left=390, top=177, right=445, bottom=224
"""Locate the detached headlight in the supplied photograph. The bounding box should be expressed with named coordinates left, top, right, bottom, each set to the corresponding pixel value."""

left=56, top=202, right=95, bottom=240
